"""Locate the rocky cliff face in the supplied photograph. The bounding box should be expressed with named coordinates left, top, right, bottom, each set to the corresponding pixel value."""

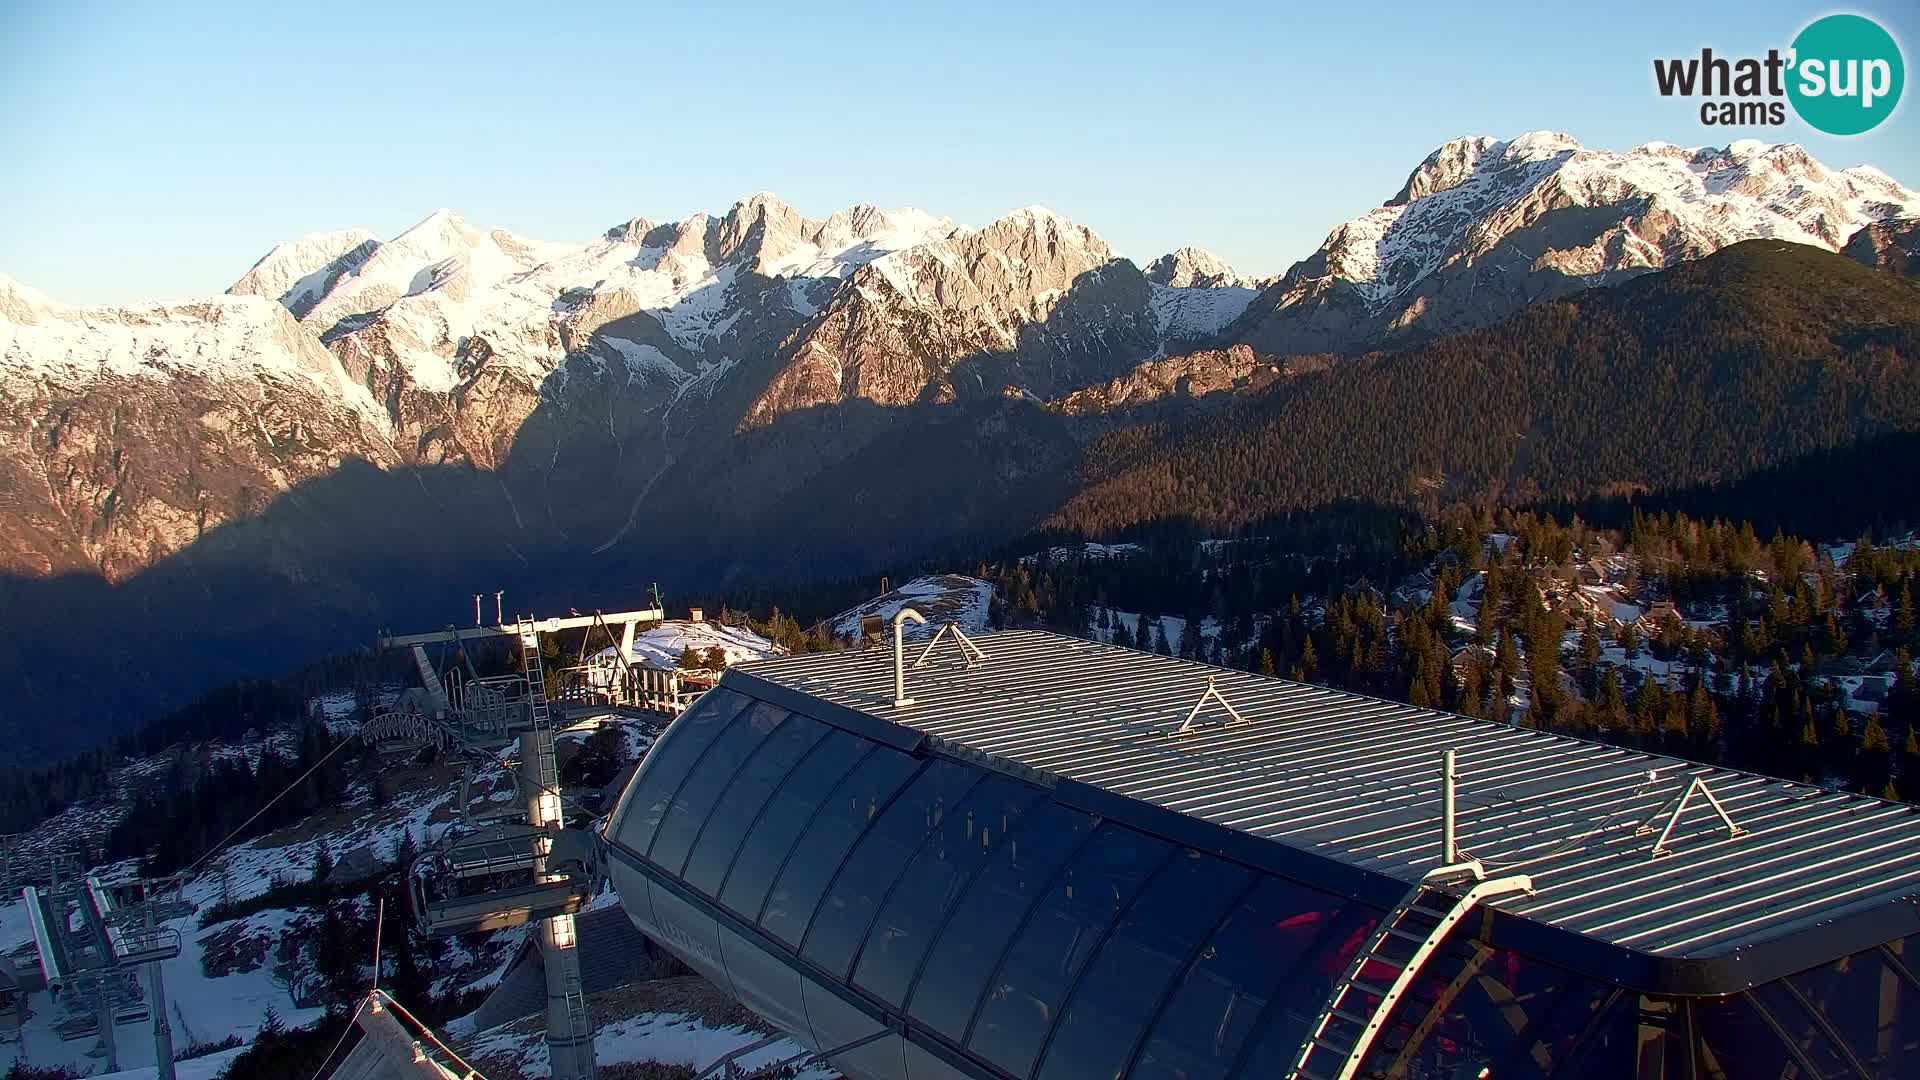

left=0, top=276, right=398, bottom=577
left=1230, top=133, right=1920, bottom=354
left=1052, top=343, right=1295, bottom=415
left=1846, top=218, right=1920, bottom=277
left=742, top=207, right=1175, bottom=428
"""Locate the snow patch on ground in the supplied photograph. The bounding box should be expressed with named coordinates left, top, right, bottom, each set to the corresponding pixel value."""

left=1024, top=541, right=1144, bottom=563
left=464, top=1009, right=832, bottom=1079
left=830, top=575, right=996, bottom=639
left=1089, top=606, right=1222, bottom=652
left=588, top=620, right=780, bottom=673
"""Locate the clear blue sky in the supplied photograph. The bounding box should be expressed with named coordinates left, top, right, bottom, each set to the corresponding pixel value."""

left=3, top=0, right=1916, bottom=305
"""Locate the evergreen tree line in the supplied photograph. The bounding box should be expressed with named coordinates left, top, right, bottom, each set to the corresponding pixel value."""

left=1051, top=243, right=1920, bottom=543
left=968, top=505, right=1920, bottom=804
left=102, top=719, right=357, bottom=876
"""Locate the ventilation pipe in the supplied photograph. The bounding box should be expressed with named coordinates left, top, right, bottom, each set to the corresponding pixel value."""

left=893, top=608, right=926, bottom=707
left=1441, top=749, right=1458, bottom=866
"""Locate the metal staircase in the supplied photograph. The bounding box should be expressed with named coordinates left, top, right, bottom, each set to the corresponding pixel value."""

left=1291, top=866, right=1533, bottom=1080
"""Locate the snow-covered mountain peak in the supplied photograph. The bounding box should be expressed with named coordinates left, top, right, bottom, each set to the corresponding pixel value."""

left=1503, top=130, right=1583, bottom=161
left=1145, top=247, right=1254, bottom=289
left=603, top=216, right=657, bottom=244
left=1233, top=131, right=1920, bottom=355
left=0, top=272, right=64, bottom=324
left=228, top=228, right=382, bottom=318
left=1388, top=135, right=1499, bottom=205
left=972, top=205, right=1110, bottom=263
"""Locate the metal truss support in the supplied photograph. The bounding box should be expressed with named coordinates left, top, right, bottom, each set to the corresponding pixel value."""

left=1174, top=675, right=1247, bottom=736
left=913, top=622, right=987, bottom=669
left=1636, top=775, right=1746, bottom=858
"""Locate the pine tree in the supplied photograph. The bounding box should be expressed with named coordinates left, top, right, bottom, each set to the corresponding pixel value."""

left=1900, top=727, right=1920, bottom=803
left=1299, top=638, right=1319, bottom=682
left=1579, top=619, right=1602, bottom=695
left=1494, top=630, right=1520, bottom=702
left=1856, top=714, right=1893, bottom=794
left=1620, top=621, right=1640, bottom=661
left=1457, top=657, right=1485, bottom=719
left=1687, top=682, right=1721, bottom=762
left=1828, top=703, right=1854, bottom=779
left=392, top=827, right=418, bottom=869
left=1825, top=612, right=1849, bottom=658
left=312, top=840, right=334, bottom=883
left=1260, top=648, right=1277, bottom=677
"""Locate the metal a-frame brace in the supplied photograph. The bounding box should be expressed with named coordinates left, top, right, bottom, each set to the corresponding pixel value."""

left=913, top=622, right=987, bottom=669
left=1635, top=775, right=1746, bottom=858
left=1174, top=675, right=1246, bottom=736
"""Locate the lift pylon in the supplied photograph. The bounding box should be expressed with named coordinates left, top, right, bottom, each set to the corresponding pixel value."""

left=375, top=604, right=610, bottom=1080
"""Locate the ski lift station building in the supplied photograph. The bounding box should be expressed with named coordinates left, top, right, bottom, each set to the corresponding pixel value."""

left=603, top=629, right=1920, bottom=1079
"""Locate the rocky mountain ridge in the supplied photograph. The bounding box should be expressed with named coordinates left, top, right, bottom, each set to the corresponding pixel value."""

left=1, top=194, right=1262, bottom=581
left=1230, top=132, right=1920, bottom=354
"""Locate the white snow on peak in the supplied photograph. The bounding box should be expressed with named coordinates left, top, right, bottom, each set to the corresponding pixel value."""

left=1146, top=246, right=1256, bottom=289
left=0, top=289, right=390, bottom=431
left=1310, top=132, right=1920, bottom=311
left=1503, top=130, right=1583, bottom=160
left=0, top=272, right=66, bottom=323
left=228, top=227, right=380, bottom=315
left=278, top=194, right=971, bottom=394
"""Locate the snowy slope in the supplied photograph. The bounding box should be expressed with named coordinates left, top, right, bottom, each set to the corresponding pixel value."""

left=0, top=284, right=385, bottom=427
left=588, top=619, right=781, bottom=671
left=227, top=227, right=381, bottom=318
left=830, top=575, right=996, bottom=639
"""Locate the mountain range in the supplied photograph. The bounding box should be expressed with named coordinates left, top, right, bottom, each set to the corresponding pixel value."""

left=3, top=131, right=1918, bottom=758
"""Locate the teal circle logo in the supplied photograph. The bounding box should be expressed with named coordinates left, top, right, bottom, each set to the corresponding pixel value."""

left=1788, top=14, right=1904, bottom=135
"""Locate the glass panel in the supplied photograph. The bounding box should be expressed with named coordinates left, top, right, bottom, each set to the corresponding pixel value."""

left=1693, top=993, right=1805, bottom=1080
left=1363, top=946, right=1616, bottom=1080
left=853, top=775, right=1045, bottom=1008
left=1224, top=890, right=1381, bottom=1079
left=718, top=728, right=869, bottom=921
left=801, top=759, right=982, bottom=979
left=907, top=802, right=1095, bottom=1043
left=679, top=715, right=828, bottom=898
left=1036, top=849, right=1251, bottom=1080
left=1135, top=875, right=1378, bottom=1080
left=759, top=748, right=921, bottom=946
left=1753, top=980, right=1859, bottom=1078
left=648, top=702, right=789, bottom=870
left=966, top=823, right=1172, bottom=1079
left=610, top=687, right=749, bottom=855
left=1788, top=946, right=1920, bottom=1076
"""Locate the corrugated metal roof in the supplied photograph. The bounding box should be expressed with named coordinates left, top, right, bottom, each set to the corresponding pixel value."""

left=738, top=629, right=1920, bottom=960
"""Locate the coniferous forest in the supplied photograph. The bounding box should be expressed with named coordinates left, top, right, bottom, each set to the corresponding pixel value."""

left=1056, top=242, right=1920, bottom=541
